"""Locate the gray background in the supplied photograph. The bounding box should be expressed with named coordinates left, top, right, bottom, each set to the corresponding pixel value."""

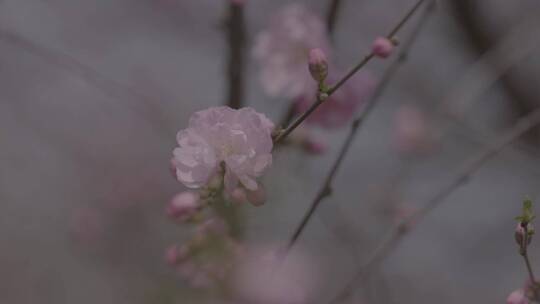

left=1, top=0, right=540, bottom=303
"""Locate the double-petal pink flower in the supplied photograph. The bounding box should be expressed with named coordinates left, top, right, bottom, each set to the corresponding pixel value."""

left=172, top=106, right=274, bottom=193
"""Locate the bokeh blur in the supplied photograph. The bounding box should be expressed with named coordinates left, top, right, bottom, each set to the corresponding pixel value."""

left=2, top=0, right=540, bottom=303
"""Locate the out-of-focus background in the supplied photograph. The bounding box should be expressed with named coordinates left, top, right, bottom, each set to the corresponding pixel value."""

left=1, top=0, right=540, bottom=303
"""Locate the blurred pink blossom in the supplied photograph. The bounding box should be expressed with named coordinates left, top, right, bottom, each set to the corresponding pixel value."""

left=231, top=244, right=319, bottom=304
left=70, top=206, right=105, bottom=245
left=507, top=289, right=529, bottom=304
left=172, top=106, right=274, bottom=193
left=302, top=136, right=327, bottom=155
left=165, top=244, right=190, bottom=266
left=294, top=72, right=375, bottom=128
left=393, top=104, right=434, bottom=155
left=253, top=4, right=331, bottom=98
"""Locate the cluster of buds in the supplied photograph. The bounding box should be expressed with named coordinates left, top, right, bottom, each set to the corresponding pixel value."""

left=165, top=217, right=243, bottom=288
left=166, top=162, right=262, bottom=288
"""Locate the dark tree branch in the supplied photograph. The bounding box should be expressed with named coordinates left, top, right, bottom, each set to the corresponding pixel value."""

left=326, top=0, right=344, bottom=35
left=225, top=2, right=246, bottom=109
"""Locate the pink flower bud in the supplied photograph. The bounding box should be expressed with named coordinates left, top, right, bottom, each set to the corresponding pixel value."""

left=166, top=191, right=200, bottom=221
left=246, top=185, right=266, bottom=206
left=372, top=37, right=394, bottom=58
left=507, top=289, right=529, bottom=304
left=308, top=48, right=328, bottom=83
left=515, top=222, right=534, bottom=247
left=230, top=187, right=248, bottom=204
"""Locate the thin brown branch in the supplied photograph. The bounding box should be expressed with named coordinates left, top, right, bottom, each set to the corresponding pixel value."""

left=329, top=107, right=540, bottom=303
left=225, top=2, right=246, bottom=109
left=273, top=0, right=427, bottom=144
left=275, top=0, right=344, bottom=133
left=0, top=28, right=172, bottom=138
left=282, top=0, right=435, bottom=255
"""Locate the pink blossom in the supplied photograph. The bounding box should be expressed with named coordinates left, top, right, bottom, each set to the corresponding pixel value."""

left=507, top=289, right=529, bottom=304
left=372, top=37, right=395, bottom=58
left=253, top=4, right=331, bottom=98
left=295, top=72, right=375, bottom=128
left=231, top=245, right=318, bottom=304
left=172, top=106, right=274, bottom=192
left=166, top=191, right=200, bottom=221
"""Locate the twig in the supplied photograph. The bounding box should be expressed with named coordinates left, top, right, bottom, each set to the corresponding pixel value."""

left=327, top=0, right=344, bottom=35
left=523, top=234, right=537, bottom=284
left=282, top=0, right=435, bottom=255
left=273, top=0, right=427, bottom=144
left=520, top=227, right=539, bottom=300
left=0, top=28, right=173, bottom=138
left=225, top=1, right=246, bottom=109
left=275, top=0, right=344, bottom=134
left=329, top=107, right=540, bottom=303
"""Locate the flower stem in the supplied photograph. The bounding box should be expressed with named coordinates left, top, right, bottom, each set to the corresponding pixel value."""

left=225, top=2, right=246, bottom=109
left=273, top=0, right=427, bottom=144
left=521, top=228, right=539, bottom=300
